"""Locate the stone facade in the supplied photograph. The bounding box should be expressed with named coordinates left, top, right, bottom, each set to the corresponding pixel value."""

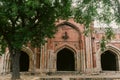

left=0, top=19, right=120, bottom=74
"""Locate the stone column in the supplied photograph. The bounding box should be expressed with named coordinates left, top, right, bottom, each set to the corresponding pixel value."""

left=32, top=51, right=36, bottom=73
left=118, top=59, right=120, bottom=71
left=49, top=50, right=55, bottom=72
left=3, top=53, right=10, bottom=73
left=77, top=50, right=80, bottom=71
left=44, top=43, right=49, bottom=72
left=40, top=46, right=44, bottom=72
left=85, top=36, right=93, bottom=73
left=96, top=50, right=102, bottom=72
left=44, top=43, right=47, bottom=72
left=0, top=55, right=4, bottom=73
left=80, top=50, right=86, bottom=72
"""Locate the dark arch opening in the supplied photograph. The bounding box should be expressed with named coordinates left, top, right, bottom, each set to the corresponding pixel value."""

left=101, top=50, right=118, bottom=71
left=19, top=51, right=29, bottom=72
left=57, top=48, right=75, bottom=71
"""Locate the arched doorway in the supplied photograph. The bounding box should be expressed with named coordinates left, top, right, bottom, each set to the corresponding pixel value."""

left=57, top=48, right=75, bottom=71
left=19, top=51, right=29, bottom=72
left=101, top=50, right=118, bottom=71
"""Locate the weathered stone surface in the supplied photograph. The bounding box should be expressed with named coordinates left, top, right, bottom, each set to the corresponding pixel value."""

left=1, top=19, right=120, bottom=77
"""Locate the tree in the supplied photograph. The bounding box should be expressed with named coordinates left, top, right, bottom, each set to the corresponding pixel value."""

left=0, top=0, right=120, bottom=80
left=0, top=0, right=72, bottom=80
left=73, top=0, right=120, bottom=50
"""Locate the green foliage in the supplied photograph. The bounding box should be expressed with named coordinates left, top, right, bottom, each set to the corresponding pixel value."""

left=74, top=0, right=119, bottom=26
left=100, top=36, right=106, bottom=51
left=0, top=1, right=72, bottom=78
left=74, top=0, right=120, bottom=51
left=0, top=0, right=72, bottom=51
left=105, top=27, right=115, bottom=40
left=0, top=36, right=7, bottom=55
left=99, top=27, right=115, bottom=51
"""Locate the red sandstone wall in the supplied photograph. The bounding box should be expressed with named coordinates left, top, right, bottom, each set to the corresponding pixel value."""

left=93, top=28, right=120, bottom=52
left=47, top=19, right=85, bottom=51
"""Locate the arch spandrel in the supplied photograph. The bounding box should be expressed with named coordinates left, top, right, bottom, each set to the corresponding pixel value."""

left=54, top=22, right=82, bottom=51
left=56, top=21, right=81, bottom=34
left=54, top=21, right=82, bottom=42
left=97, top=45, right=120, bottom=58
left=54, top=25, right=79, bottom=41
left=55, top=44, right=77, bottom=54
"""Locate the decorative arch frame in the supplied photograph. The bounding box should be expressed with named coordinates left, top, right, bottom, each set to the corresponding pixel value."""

left=21, top=46, right=34, bottom=72
left=3, top=46, right=34, bottom=73
left=55, top=44, right=77, bottom=54
left=56, top=21, right=81, bottom=35
left=53, top=21, right=83, bottom=71
left=96, top=44, right=120, bottom=71
left=55, top=44, right=77, bottom=71
left=56, top=21, right=83, bottom=49
left=2, top=51, right=11, bottom=73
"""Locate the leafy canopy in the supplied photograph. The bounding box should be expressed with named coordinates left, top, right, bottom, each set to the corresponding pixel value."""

left=0, top=0, right=72, bottom=53
left=0, top=0, right=120, bottom=53
left=74, top=0, right=120, bottom=51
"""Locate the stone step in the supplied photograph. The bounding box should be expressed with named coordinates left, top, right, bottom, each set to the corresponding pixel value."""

left=36, top=78, right=120, bottom=80
left=46, top=71, right=80, bottom=75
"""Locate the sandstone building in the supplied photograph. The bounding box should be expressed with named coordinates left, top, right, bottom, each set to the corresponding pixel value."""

left=0, top=19, right=120, bottom=75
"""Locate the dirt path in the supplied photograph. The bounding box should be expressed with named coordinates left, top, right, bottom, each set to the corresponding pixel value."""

left=1, top=73, right=120, bottom=80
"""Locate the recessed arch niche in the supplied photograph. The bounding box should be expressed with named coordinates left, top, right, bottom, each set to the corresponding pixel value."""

left=21, top=46, right=34, bottom=72
left=19, top=51, right=29, bottom=72
left=101, top=50, right=118, bottom=71
left=56, top=48, right=75, bottom=71
left=96, top=45, right=120, bottom=72
left=4, top=46, right=34, bottom=73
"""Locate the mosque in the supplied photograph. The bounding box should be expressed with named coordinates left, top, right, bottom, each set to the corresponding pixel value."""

left=0, top=19, right=120, bottom=75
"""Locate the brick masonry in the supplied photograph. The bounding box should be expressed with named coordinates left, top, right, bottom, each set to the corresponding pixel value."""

left=0, top=19, right=120, bottom=75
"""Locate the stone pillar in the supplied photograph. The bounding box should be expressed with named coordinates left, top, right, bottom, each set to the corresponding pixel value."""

left=40, top=46, right=44, bottom=72
left=36, top=48, right=40, bottom=69
left=32, top=52, right=36, bottom=73
left=85, top=36, right=93, bottom=73
left=2, top=53, right=10, bottom=73
left=44, top=43, right=49, bottom=72
left=0, top=55, right=3, bottom=73
left=77, top=50, right=80, bottom=71
left=96, top=50, right=102, bottom=72
left=47, top=50, right=50, bottom=72
left=118, top=59, right=120, bottom=71
left=80, top=50, right=86, bottom=72
left=48, top=50, right=55, bottom=72
left=44, top=43, right=47, bottom=72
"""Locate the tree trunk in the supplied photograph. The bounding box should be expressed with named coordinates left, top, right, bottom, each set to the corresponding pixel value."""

left=10, top=49, right=21, bottom=80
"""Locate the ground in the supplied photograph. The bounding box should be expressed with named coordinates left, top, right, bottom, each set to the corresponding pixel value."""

left=1, top=72, right=120, bottom=80
left=0, top=74, right=38, bottom=80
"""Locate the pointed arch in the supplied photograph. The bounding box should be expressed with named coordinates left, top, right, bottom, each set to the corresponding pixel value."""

left=57, top=48, right=75, bottom=71
left=55, top=44, right=77, bottom=71
left=96, top=45, right=120, bottom=71
left=55, top=21, right=84, bottom=50
left=3, top=46, right=35, bottom=73
left=56, top=21, right=81, bottom=34
left=101, top=50, right=118, bottom=71
left=55, top=44, right=77, bottom=54
left=21, top=46, right=34, bottom=72
left=19, top=51, right=29, bottom=72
